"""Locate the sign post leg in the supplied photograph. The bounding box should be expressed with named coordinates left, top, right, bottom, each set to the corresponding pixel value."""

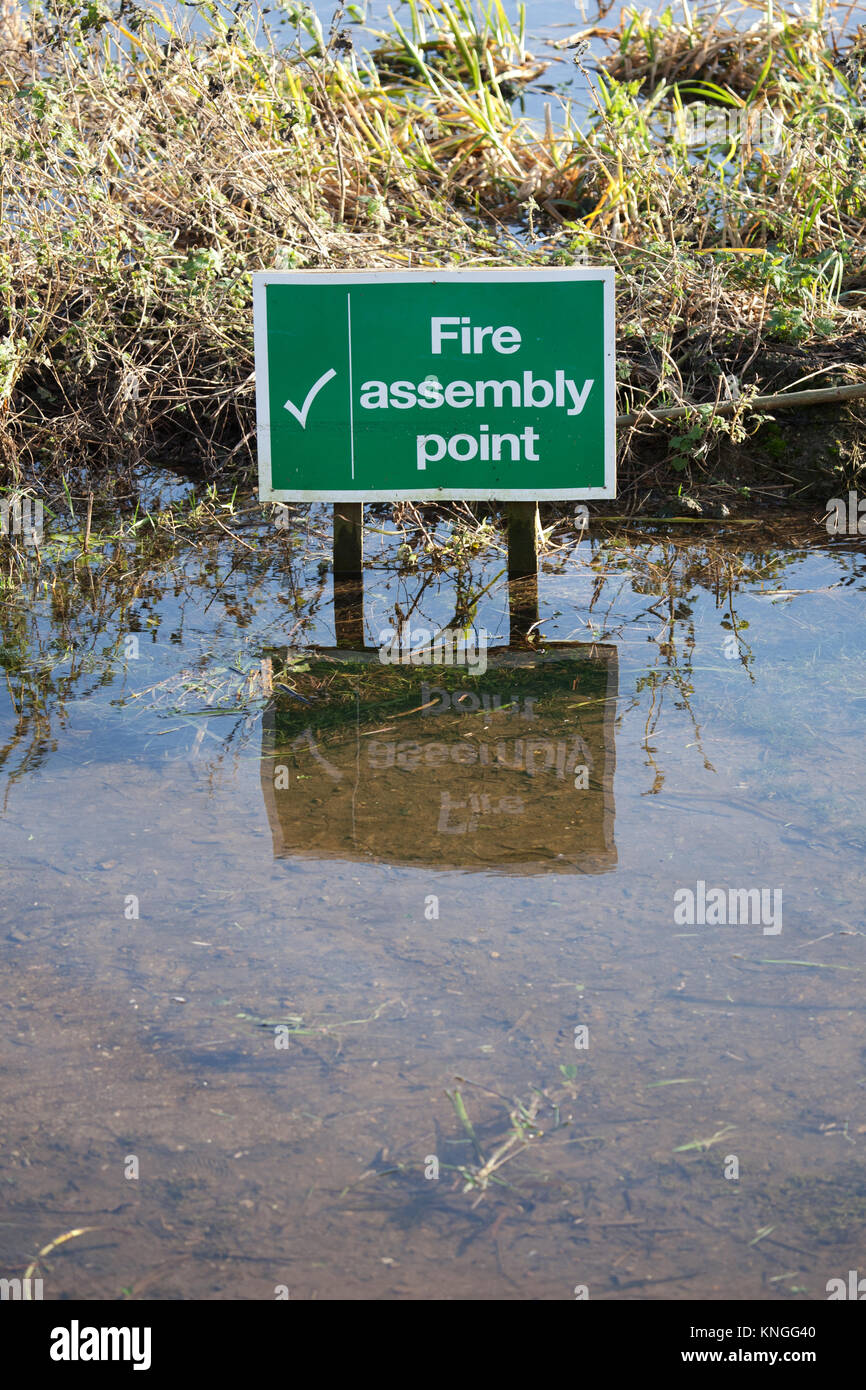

left=334, top=502, right=363, bottom=577
left=333, top=502, right=364, bottom=649
left=505, top=502, right=539, bottom=645
left=505, top=502, right=538, bottom=581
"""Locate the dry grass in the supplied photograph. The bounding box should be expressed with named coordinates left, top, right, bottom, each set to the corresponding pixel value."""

left=0, top=0, right=864, bottom=500
left=600, top=1, right=831, bottom=93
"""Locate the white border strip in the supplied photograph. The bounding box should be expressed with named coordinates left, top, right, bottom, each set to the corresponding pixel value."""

left=253, top=274, right=272, bottom=498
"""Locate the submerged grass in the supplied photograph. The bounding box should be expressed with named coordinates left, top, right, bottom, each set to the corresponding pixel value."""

left=0, top=0, right=864, bottom=508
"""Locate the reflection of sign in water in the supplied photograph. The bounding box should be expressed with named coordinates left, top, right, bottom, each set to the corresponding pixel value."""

left=261, top=646, right=617, bottom=874
left=253, top=270, right=616, bottom=502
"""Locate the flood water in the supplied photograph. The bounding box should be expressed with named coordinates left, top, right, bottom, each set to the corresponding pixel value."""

left=2, top=504, right=865, bottom=1300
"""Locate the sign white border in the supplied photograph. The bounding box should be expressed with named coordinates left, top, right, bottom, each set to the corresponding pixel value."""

left=253, top=268, right=616, bottom=502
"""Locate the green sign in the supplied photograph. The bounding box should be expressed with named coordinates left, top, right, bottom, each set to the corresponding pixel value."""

left=253, top=270, right=615, bottom=502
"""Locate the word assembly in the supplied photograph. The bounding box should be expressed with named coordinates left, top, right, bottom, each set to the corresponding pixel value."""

left=360, top=318, right=595, bottom=471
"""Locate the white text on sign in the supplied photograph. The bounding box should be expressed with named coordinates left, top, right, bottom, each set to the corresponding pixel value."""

left=431, top=317, right=521, bottom=355
left=357, top=315, right=594, bottom=471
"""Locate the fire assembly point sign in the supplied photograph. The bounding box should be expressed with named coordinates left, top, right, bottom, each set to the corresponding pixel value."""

left=253, top=268, right=615, bottom=502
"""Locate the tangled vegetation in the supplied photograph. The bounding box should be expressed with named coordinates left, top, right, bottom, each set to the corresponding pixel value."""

left=0, top=0, right=865, bottom=512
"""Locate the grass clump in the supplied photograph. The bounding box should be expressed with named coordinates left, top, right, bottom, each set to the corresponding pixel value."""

left=0, top=0, right=864, bottom=507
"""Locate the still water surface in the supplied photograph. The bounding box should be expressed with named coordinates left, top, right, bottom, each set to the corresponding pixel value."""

left=1, top=507, right=864, bottom=1298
